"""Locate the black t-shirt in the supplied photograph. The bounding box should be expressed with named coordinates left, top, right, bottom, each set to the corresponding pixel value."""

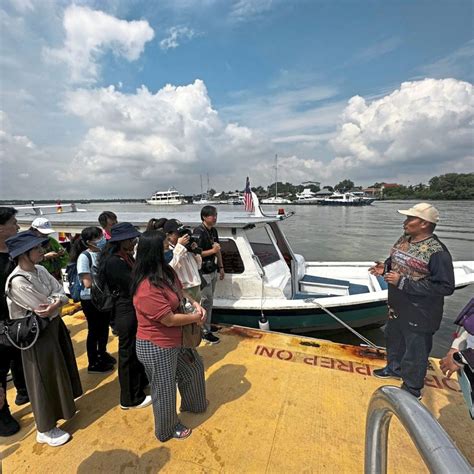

left=0, top=252, right=15, bottom=321
left=103, top=254, right=135, bottom=316
left=193, top=224, right=219, bottom=274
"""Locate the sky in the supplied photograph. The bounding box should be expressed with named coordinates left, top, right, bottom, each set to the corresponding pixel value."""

left=0, top=0, right=473, bottom=199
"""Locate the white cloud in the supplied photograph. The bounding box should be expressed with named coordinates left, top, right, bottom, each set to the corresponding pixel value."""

left=160, top=26, right=196, bottom=50
left=60, top=79, right=274, bottom=195
left=44, top=5, right=154, bottom=84
left=0, top=110, right=49, bottom=196
left=329, top=78, right=474, bottom=180
left=351, top=37, right=401, bottom=64
left=222, top=84, right=341, bottom=137
left=419, top=40, right=474, bottom=81
left=7, top=0, right=35, bottom=13
left=229, top=0, right=274, bottom=22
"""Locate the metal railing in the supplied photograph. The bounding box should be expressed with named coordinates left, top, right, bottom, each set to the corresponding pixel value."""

left=364, top=386, right=472, bottom=474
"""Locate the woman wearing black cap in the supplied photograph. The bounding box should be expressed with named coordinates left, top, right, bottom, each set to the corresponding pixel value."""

left=97, top=222, right=151, bottom=410
left=5, top=231, right=82, bottom=447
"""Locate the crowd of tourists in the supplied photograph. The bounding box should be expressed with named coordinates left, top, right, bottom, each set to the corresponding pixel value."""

left=0, top=202, right=472, bottom=450
left=0, top=205, right=224, bottom=445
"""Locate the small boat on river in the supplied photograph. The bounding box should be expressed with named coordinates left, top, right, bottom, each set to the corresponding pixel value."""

left=16, top=197, right=474, bottom=332
left=320, top=192, right=372, bottom=206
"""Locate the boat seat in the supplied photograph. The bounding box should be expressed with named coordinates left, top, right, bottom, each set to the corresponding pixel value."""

left=298, top=275, right=370, bottom=296
left=348, top=283, right=370, bottom=295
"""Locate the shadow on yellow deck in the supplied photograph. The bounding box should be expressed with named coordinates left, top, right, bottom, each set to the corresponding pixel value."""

left=2, top=312, right=473, bottom=473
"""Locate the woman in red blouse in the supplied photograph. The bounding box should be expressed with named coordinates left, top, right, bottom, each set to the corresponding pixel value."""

left=132, top=231, right=207, bottom=441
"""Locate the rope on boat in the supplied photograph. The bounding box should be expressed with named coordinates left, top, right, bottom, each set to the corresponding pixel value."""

left=310, top=299, right=385, bottom=350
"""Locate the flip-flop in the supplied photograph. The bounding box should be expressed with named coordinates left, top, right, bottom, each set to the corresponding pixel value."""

left=172, top=423, right=192, bottom=440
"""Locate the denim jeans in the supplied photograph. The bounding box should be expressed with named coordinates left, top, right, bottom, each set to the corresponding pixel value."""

left=200, top=271, right=217, bottom=333
left=385, top=317, right=433, bottom=398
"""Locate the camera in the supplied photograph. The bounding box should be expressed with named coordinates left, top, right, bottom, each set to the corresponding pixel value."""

left=178, top=226, right=202, bottom=254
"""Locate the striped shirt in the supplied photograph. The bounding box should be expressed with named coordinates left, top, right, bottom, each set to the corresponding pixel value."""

left=169, top=243, right=202, bottom=289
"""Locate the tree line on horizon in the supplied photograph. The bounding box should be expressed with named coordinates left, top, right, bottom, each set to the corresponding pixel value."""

left=1, top=173, right=472, bottom=204
left=238, top=172, right=473, bottom=201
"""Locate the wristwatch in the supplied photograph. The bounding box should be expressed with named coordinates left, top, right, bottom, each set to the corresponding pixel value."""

left=452, top=351, right=465, bottom=365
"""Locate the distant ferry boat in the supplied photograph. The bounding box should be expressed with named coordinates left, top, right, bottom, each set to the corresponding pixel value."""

left=146, top=188, right=186, bottom=206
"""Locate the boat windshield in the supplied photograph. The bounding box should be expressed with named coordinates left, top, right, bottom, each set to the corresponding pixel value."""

left=220, top=239, right=244, bottom=274
left=245, top=226, right=281, bottom=267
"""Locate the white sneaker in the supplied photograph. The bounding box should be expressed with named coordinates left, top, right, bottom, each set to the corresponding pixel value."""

left=120, top=395, right=152, bottom=410
left=36, top=427, right=71, bottom=447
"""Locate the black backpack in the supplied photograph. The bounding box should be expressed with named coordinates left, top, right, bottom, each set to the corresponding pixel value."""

left=89, top=254, right=118, bottom=312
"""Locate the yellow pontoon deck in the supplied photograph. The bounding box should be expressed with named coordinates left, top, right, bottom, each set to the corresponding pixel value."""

left=2, top=309, right=473, bottom=473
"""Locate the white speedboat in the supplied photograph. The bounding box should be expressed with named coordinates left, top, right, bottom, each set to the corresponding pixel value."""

left=17, top=196, right=474, bottom=333
left=350, top=191, right=376, bottom=205
left=320, top=192, right=369, bottom=206
left=295, top=188, right=321, bottom=204
left=146, top=188, right=186, bottom=205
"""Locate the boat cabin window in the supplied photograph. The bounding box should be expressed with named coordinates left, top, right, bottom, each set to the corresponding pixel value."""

left=245, top=226, right=280, bottom=267
left=220, top=239, right=244, bottom=274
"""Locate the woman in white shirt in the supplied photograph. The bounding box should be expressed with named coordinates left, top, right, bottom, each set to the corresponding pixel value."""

left=5, top=231, right=82, bottom=447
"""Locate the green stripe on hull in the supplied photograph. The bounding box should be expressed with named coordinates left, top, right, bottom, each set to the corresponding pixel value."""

left=213, top=302, right=388, bottom=332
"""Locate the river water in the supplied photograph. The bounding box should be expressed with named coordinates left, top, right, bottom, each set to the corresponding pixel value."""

left=82, top=200, right=473, bottom=357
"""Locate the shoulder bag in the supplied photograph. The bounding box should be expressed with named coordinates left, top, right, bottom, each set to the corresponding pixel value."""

left=168, top=276, right=202, bottom=348
left=0, top=274, right=50, bottom=350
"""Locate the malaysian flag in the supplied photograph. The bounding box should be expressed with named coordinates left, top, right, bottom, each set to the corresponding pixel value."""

left=244, top=176, right=254, bottom=212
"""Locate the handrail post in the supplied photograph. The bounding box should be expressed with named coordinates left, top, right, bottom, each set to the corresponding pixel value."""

left=364, top=386, right=472, bottom=474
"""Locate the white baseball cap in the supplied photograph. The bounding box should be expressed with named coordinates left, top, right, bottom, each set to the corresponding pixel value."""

left=398, top=202, right=439, bottom=224
left=31, top=217, right=56, bottom=234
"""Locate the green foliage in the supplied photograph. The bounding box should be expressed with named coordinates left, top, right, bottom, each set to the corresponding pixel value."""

left=382, top=173, right=474, bottom=200
left=335, top=179, right=354, bottom=192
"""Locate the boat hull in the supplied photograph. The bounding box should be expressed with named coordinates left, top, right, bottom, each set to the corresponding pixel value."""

left=146, top=199, right=185, bottom=205
left=319, top=200, right=368, bottom=206
left=213, top=300, right=387, bottom=332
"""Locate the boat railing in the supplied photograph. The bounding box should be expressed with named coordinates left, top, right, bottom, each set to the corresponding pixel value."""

left=364, top=386, right=472, bottom=474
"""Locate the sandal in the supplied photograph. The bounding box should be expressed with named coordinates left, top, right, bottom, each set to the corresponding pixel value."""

left=180, top=399, right=209, bottom=413
left=172, top=423, right=192, bottom=440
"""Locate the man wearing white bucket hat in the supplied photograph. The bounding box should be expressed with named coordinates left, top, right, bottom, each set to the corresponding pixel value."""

left=370, top=203, right=455, bottom=400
